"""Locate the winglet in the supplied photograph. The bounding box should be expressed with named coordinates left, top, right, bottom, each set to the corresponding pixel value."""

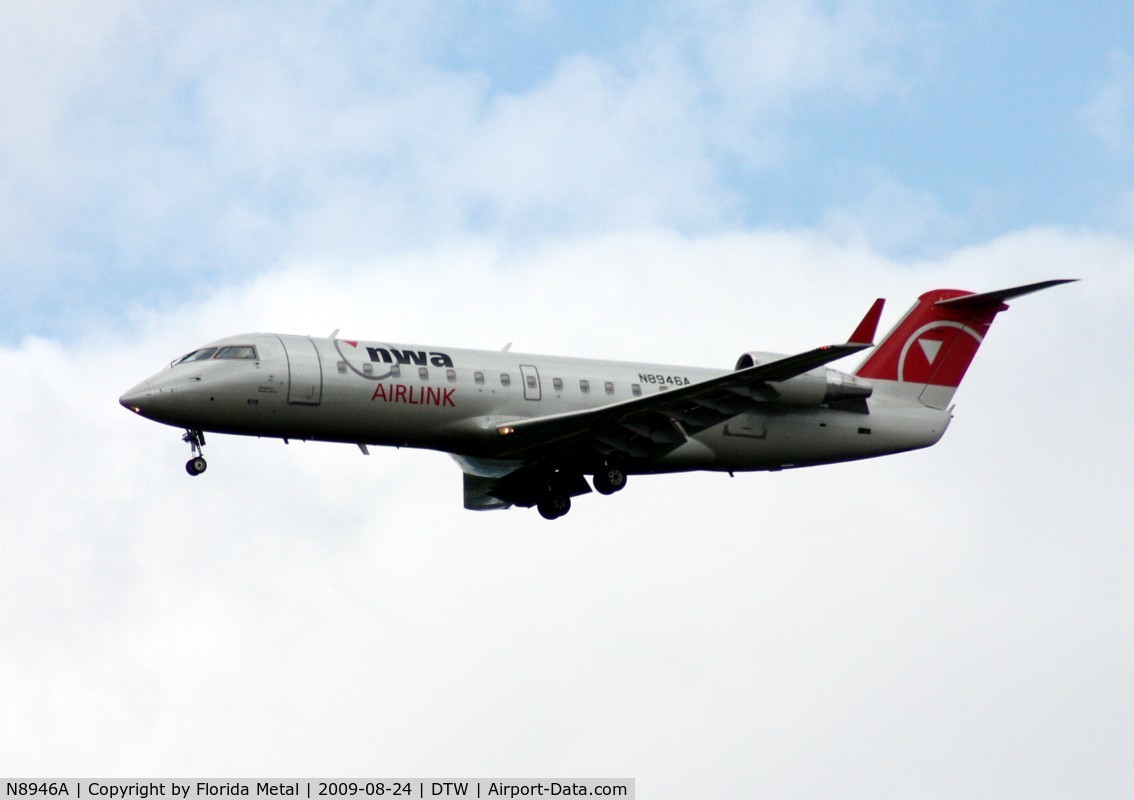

left=847, top=298, right=885, bottom=346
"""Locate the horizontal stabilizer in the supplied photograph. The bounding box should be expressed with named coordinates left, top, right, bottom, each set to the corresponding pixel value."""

left=936, top=279, right=1078, bottom=309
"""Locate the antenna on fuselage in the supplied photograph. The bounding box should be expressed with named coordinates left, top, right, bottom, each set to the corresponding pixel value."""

left=501, top=342, right=512, bottom=352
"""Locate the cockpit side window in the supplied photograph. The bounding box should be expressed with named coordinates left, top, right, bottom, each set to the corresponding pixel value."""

left=176, top=348, right=218, bottom=364
left=216, top=345, right=258, bottom=360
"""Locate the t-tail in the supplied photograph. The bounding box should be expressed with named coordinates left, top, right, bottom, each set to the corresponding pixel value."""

left=855, top=279, right=1076, bottom=409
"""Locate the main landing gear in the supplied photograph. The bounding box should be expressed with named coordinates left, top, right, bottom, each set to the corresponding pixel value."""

left=592, top=464, right=627, bottom=495
left=537, top=492, right=571, bottom=520
left=182, top=429, right=207, bottom=476
left=535, top=465, right=628, bottom=520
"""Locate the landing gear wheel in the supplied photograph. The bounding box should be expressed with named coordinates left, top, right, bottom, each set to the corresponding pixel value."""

left=537, top=493, right=571, bottom=520
left=593, top=466, right=627, bottom=495
left=182, top=429, right=207, bottom=476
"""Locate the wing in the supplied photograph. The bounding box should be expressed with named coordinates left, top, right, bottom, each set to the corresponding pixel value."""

left=492, top=340, right=871, bottom=458
left=454, top=299, right=884, bottom=509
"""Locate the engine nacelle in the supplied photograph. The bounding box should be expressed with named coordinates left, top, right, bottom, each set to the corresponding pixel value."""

left=735, top=351, right=873, bottom=407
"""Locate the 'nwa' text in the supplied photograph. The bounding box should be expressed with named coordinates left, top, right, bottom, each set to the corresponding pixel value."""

left=367, top=347, right=454, bottom=367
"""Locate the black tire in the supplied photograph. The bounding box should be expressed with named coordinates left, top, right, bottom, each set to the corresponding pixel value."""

left=593, top=466, right=626, bottom=495
left=537, top=493, right=571, bottom=520
left=186, top=457, right=207, bottom=476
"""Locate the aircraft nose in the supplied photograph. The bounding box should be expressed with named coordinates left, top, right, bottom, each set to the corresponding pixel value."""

left=119, top=380, right=153, bottom=414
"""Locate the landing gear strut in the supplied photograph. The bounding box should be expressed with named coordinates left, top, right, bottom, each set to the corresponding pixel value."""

left=182, top=429, right=207, bottom=476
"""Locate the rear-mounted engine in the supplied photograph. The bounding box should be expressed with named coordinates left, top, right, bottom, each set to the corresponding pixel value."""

left=736, top=351, right=873, bottom=407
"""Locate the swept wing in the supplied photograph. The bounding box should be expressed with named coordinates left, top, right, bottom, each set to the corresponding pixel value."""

left=459, top=300, right=884, bottom=507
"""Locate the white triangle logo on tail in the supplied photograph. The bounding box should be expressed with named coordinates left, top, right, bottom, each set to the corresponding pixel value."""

left=919, top=338, right=943, bottom=364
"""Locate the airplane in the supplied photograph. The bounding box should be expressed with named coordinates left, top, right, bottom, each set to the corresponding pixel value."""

left=120, top=279, right=1074, bottom=519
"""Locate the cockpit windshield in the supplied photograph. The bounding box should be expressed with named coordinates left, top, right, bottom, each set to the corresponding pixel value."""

left=174, top=345, right=258, bottom=366
left=215, top=345, right=258, bottom=359
left=176, top=347, right=218, bottom=364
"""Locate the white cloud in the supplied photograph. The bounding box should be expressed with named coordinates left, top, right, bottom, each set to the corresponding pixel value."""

left=1083, top=50, right=1134, bottom=156
left=1108, top=188, right=1134, bottom=235
left=0, top=1, right=924, bottom=323
left=2, top=227, right=1131, bottom=795
left=820, top=172, right=964, bottom=254
left=684, top=0, right=907, bottom=105
left=0, top=1, right=129, bottom=174
left=446, top=53, right=724, bottom=233
left=3, top=2, right=1132, bottom=792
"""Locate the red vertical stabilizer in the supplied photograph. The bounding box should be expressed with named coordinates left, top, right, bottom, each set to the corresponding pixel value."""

left=856, top=279, right=1075, bottom=408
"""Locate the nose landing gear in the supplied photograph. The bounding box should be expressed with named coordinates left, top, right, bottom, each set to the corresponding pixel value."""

left=182, top=429, right=207, bottom=476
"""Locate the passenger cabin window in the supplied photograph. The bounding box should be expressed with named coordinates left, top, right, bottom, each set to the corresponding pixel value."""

left=363, top=363, right=373, bottom=376
left=604, top=381, right=615, bottom=395
left=526, top=375, right=537, bottom=389
left=500, top=373, right=511, bottom=387
left=337, top=361, right=348, bottom=374
left=632, top=383, right=642, bottom=396
left=553, top=377, right=563, bottom=391
left=579, top=379, right=590, bottom=393
left=474, top=371, right=485, bottom=385
left=216, top=345, right=258, bottom=360
left=446, top=368, right=457, bottom=382
left=389, top=363, right=401, bottom=378
left=418, top=366, right=429, bottom=380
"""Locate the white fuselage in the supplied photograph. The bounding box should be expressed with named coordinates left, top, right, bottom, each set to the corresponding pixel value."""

left=120, top=279, right=1070, bottom=517
left=121, top=332, right=949, bottom=475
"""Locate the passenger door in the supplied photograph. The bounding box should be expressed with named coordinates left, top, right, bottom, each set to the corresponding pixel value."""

left=519, top=364, right=541, bottom=401
left=277, top=335, right=324, bottom=405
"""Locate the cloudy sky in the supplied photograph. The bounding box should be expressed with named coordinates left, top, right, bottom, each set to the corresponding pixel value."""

left=2, top=1, right=1132, bottom=795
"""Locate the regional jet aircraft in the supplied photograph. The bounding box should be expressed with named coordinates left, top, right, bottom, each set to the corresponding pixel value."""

left=120, top=279, right=1073, bottom=519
